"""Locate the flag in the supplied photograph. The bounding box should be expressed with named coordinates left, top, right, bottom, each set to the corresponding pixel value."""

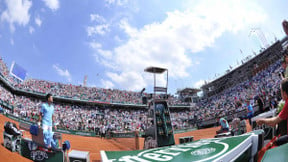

left=83, top=75, right=88, bottom=87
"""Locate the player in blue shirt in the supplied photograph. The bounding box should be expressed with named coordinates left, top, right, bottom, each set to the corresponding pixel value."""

left=38, top=93, right=57, bottom=149
left=246, top=100, right=254, bottom=125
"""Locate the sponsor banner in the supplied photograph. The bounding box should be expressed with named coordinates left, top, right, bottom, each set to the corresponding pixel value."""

left=101, top=134, right=255, bottom=162
left=30, top=150, right=49, bottom=161
left=56, top=129, right=96, bottom=137
left=112, top=131, right=136, bottom=138
left=174, top=128, right=196, bottom=134
left=56, top=129, right=71, bottom=134
left=75, top=132, right=94, bottom=136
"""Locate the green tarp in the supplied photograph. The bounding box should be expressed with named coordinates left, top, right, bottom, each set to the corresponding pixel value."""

left=261, top=143, right=288, bottom=162
left=101, top=134, right=255, bottom=162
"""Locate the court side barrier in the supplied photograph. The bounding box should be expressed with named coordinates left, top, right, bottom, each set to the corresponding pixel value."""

left=5, top=113, right=35, bottom=125
left=251, top=109, right=276, bottom=140
left=173, top=128, right=196, bottom=134
left=4, top=113, right=97, bottom=137
left=198, top=104, right=262, bottom=129
left=56, top=129, right=96, bottom=137
left=101, top=130, right=264, bottom=162
left=3, top=113, right=199, bottom=138
left=4, top=113, right=139, bottom=138
left=0, top=99, right=14, bottom=111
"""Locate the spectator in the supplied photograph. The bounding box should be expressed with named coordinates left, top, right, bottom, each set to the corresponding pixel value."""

left=216, top=117, right=229, bottom=134
left=257, top=78, right=288, bottom=146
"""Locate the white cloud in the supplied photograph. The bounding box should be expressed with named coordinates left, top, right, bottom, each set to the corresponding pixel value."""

left=87, top=24, right=110, bottom=36
left=114, top=35, right=123, bottom=43
left=42, top=0, right=59, bottom=11
left=101, top=79, right=114, bottom=89
left=29, top=26, right=34, bottom=34
left=10, top=38, right=14, bottom=45
left=89, top=0, right=267, bottom=91
left=1, top=0, right=32, bottom=32
left=35, top=16, right=42, bottom=27
left=105, top=0, right=129, bottom=6
left=194, top=80, right=205, bottom=88
left=90, top=14, right=106, bottom=23
left=87, top=14, right=109, bottom=36
left=97, top=49, right=113, bottom=59
left=119, top=19, right=137, bottom=36
left=89, top=41, right=102, bottom=49
left=105, top=71, right=146, bottom=90
left=52, top=64, right=72, bottom=82
left=89, top=41, right=117, bottom=69
left=93, top=54, right=118, bottom=70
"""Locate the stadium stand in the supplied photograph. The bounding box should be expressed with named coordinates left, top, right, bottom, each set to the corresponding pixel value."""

left=0, top=36, right=287, bottom=135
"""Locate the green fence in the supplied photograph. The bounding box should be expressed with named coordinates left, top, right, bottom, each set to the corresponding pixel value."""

left=5, top=113, right=35, bottom=125
left=56, top=129, right=96, bottom=137
left=4, top=112, right=198, bottom=138
left=174, top=128, right=197, bottom=134
left=112, top=131, right=137, bottom=138
left=0, top=99, right=14, bottom=110
left=4, top=113, right=96, bottom=137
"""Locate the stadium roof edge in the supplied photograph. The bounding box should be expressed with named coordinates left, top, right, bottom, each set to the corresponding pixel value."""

left=201, top=39, right=282, bottom=89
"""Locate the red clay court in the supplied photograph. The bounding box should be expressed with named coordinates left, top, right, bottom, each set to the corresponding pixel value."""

left=0, top=114, right=252, bottom=162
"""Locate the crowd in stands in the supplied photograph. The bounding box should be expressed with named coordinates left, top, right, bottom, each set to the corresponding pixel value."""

left=1, top=57, right=186, bottom=106
left=0, top=55, right=284, bottom=133
left=193, top=60, right=281, bottom=122
left=14, top=79, right=144, bottom=105
left=1, top=84, right=194, bottom=133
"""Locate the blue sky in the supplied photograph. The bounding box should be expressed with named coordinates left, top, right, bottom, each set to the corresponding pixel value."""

left=0, top=0, right=287, bottom=95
